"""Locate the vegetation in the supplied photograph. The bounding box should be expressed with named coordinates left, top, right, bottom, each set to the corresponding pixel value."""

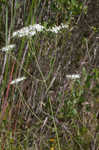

left=0, top=0, right=99, bottom=149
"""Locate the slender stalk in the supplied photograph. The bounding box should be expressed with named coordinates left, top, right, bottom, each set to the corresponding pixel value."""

left=5, top=5, right=8, bottom=45
left=49, top=97, right=61, bottom=150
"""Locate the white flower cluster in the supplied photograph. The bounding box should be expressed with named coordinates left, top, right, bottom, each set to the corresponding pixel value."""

left=12, top=24, right=45, bottom=38
left=10, top=77, right=26, bottom=85
left=0, top=23, right=70, bottom=85
left=66, top=74, right=80, bottom=80
left=1, top=44, right=16, bottom=52
left=12, top=23, right=69, bottom=38
left=47, top=23, right=69, bottom=33
left=1, top=23, right=69, bottom=53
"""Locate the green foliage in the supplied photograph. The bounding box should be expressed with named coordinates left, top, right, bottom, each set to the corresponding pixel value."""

left=0, top=0, right=98, bottom=149
left=0, top=0, right=8, bottom=6
left=57, top=0, right=83, bottom=17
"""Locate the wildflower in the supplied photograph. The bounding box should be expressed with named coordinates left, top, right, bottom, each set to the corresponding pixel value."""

left=48, top=23, right=69, bottom=33
left=10, top=77, right=26, bottom=85
left=49, top=138, right=55, bottom=150
left=12, top=23, right=69, bottom=38
left=49, top=138, right=55, bottom=142
left=1, top=44, right=16, bottom=52
left=66, top=74, right=80, bottom=79
left=12, top=24, right=44, bottom=38
left=50, top=147, right=54, bottom=150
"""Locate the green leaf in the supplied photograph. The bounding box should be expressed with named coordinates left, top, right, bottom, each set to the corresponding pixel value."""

left=71, top=0, right=78, bottom=6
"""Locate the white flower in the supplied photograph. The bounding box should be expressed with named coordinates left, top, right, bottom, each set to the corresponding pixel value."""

left=32, top=24, right=44, bottom=32
left=12, top=24, right=44, bottom=38
left=47, top=23, right=69, bottom=33
left=10, top=77, right=26, bottom=85
left=1, top=44, right=16, bottom=52
left=66, top=74, right=80, bottom=80
left=12, top=23, right=69, bottom=38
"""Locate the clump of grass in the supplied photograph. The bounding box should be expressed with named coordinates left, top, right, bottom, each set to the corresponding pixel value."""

left=0, top=0, right=99, bottom=150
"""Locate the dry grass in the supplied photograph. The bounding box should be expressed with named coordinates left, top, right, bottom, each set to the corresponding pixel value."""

left=0, top=0, right=99, bottom=149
